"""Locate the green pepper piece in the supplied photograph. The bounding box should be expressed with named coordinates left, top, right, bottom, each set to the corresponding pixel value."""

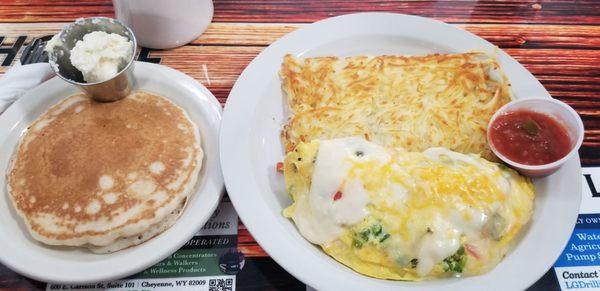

left=371, top=223, right=382, bottom=236
left=379, top=233, right=390, bottom=242
left=522, top=119, right=539, bottom=136
left=359, top=229, right=371, bottom=241
left=442, top=246, right=466, bottom=273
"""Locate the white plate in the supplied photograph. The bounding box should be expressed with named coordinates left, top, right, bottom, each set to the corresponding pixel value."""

left=0, top=62, right=224, bottom=283
left=220, top=13, right=581, bottom=291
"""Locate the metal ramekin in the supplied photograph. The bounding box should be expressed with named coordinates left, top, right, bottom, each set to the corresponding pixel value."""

left=47, top=17, right=137, bottom=102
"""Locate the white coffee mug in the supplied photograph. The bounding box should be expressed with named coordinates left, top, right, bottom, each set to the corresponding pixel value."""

left=113, top=0, right=213, bottom=49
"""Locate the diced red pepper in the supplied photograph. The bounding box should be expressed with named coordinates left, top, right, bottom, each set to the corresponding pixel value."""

left=465, top=243, right=481, bottom=259
left=276, top=162, right=284, bottom=173
left=333, top=191, right=343, bottom=201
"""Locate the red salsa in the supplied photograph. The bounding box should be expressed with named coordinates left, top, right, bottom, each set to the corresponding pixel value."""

left=489, top=110, right=572, bottom=165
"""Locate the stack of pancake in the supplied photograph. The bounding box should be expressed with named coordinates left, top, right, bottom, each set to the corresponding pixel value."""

left=6, top=91, right=203, bottom=253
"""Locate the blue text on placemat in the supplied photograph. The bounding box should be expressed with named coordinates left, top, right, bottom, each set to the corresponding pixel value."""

left=555, top=214, right=600, bottom=267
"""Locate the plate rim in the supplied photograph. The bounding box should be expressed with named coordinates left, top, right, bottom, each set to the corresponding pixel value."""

left=0, top=61, right=224, bottom=283
left=220, top=12, right=582, bottom=290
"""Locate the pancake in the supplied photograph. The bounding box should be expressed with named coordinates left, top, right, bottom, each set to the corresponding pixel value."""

left=280, top=52, right=513, bottom=161
left=87, top=200, right=186, bottom=253
left=6, top=91, right=203, bottom=251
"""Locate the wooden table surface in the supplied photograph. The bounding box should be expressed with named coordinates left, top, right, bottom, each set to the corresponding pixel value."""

left=0, top=0, right=598, bottom=290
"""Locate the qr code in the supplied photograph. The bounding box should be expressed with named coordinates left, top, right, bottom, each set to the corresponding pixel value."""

left=209, top=278, right=233, bottom=291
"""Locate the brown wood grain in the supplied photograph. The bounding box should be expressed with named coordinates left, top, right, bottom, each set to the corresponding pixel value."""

left=0, top=1, right=113, bottom=23
left=1, top=0, right=600, bottom=25
left=1, top=23, right=600, bottom=49
left=211, top=0, right=600, bottom=25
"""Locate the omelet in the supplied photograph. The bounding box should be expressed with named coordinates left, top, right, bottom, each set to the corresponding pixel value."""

left=282, top=138, right=534, bottom=280
left=280, top=53, right=512, bottom=161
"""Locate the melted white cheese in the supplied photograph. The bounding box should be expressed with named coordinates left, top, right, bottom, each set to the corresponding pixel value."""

left=332, top=179, right=369, bottom=224
left=424, top=147, right=495, bottom=174
left=416, top=214, right=461, bottom=276
left=388, top=183, right=408, bottom=206
left=425, top=147, right=512, bottom=197
left=417, top=231, right=460, bottom=276
left=413, top=207, right=490, bottom=276
left=292, top=137, right=389, bottom=244
left=449, top=208, right=488, bottom=237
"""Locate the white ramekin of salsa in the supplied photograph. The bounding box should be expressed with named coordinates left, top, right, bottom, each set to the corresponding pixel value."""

left=487, top=97, right=584, bottom=177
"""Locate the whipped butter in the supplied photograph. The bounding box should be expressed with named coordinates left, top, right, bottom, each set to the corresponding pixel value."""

left=69, top=31, right=133, bottom=83
left=44, top=34, right=63, bottom=53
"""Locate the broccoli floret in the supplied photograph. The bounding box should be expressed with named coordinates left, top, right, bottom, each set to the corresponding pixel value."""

left=370, top=224, right=382, bottom=236
left=352, top=229, right=370, bottom=248
left=442, top=246, right=466, bottom=273
left=359, top=229, right=371, bottom=241
left=352, top=222, right=391, bottom=248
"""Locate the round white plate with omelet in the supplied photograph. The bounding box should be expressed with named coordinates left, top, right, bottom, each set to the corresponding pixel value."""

left=220, top=13, right=582, bottom=290
left=0, top=62, right=224, bottom=283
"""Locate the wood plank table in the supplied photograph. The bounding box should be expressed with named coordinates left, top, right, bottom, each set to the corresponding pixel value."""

left=0, top=1, right=598, bottom=290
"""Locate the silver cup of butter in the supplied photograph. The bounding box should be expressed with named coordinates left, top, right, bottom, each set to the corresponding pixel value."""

left=46, top=17, right=137, bottom=102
